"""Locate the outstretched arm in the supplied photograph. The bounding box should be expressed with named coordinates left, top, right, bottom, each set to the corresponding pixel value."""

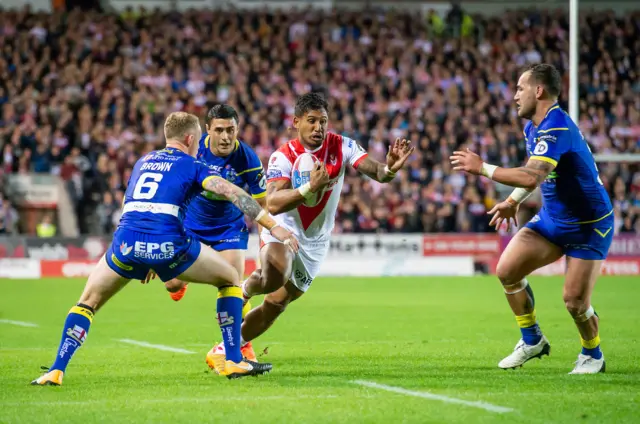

left=490, top=158, right=556, bottom=190
left=355, top=157, right=395, bottom=183
left=450, top=148, right=556, bottom=191
left=354, top=138, right=414, bottom=183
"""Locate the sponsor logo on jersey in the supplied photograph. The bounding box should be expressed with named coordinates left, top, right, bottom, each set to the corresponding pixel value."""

left=257, top=172, right=267, bottom=189
left=538, top=134, right=557, bottom=143
left=224, top=165, right=237, bottom=182
left=267, top=169, right=283, bottom=179
left=133, top=241, right=175, bottom=260
left=533, top=141, right=549, bottom=155
left=120, top=242, right=133, bottom=256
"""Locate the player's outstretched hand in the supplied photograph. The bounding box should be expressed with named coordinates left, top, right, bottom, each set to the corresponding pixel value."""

left=141, top=270, right=156, bottom=284
left=450, top=148, right=483, bottom=175
left=487, top=201, right=519, bottom=232
left=387, top=138, right=415, bottom=173
left=309, top=162, right=330, bottom=193
left=270, top=225, right=300, bottom=254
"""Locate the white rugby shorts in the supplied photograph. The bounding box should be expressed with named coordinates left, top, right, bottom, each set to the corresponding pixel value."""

left=260, top=233, right=329, bottom=292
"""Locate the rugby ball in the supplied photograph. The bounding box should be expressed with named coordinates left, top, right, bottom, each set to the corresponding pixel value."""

left=292, top=152, right=323, bottom=207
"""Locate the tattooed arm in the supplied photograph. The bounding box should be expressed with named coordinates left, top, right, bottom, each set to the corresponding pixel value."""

left=491, top=158, right=556, bottom=190
left=203, top=176, right=270, bottom=224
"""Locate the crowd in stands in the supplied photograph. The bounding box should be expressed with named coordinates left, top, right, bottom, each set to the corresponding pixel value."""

left=0, top=5, right=639, bottom=236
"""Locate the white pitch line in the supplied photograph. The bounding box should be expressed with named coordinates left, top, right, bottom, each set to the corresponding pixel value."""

left=352, top=380, right=514, bottom=414
left=118, top=339, right=196, bottom=354
left=0, top=319, right=39, bottom=328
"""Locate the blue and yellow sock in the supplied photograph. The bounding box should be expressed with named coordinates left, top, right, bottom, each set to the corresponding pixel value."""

left=515, top=310, right=542, bottom=346
left=217, top=286, right=243, bottom=363
left=581, top=335, right=603, bottom=359
left=242, top=300, right=252, bottom=320
left=50, top=304, right=94, bottom=372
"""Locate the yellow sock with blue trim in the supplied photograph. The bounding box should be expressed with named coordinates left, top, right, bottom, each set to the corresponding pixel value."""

left=581, top=335, right=602, bottom=359
left=50, top=303, right=94, bottom=372
left=515, top=310, right=542, bottom=346
left=217, top=286, right=243, bottom=363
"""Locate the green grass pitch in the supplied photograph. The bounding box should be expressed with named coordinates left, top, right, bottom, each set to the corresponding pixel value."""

left=1, top=276, right=639, bottom=423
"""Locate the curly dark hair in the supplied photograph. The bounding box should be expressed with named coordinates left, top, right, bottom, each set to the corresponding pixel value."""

left=294, top=92, right=329, bottom=117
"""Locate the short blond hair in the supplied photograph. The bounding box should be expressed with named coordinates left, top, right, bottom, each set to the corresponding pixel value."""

left=164, top=112, right=200, bottom=141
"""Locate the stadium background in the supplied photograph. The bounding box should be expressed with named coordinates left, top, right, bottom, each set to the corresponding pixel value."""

left=1, top=2, right=640, bottom=423
left=0, top=0, right=639, bottom=275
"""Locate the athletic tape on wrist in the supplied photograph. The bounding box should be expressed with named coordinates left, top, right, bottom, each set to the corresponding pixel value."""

left=481, top=163, right=498, bottom=179
left=509, top=188, right=533, bottom=205
left=298, top=182, right=313, bottom=199
left=384, top=165, right=396, bottom=178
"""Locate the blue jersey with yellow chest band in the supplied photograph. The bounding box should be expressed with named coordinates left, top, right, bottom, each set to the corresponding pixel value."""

left=524, top=104, right=614, bottom=260
left=182, top=136, right=266, bottom=251
left=105, top=148, right=220, bottom=282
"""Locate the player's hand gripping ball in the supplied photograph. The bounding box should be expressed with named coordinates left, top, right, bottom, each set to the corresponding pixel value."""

left=292, top=153, right=328, bottom=207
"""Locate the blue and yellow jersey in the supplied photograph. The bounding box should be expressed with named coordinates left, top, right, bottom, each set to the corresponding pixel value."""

left=525, top=104, right=612, bottom=224
left=182, top=135, right=266, bottom=243
left=119, top=148, right=219, bottom=235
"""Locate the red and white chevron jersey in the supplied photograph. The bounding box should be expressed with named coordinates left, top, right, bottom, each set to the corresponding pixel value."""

left=264, top=132, right=368, bottom=242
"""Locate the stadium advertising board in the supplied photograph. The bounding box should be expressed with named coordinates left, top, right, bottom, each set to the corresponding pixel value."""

left=1, top=234, right=638, bottom=278
left=422, top=234, right=501, bottom=257
left=23, top=237, right=108, bottom=260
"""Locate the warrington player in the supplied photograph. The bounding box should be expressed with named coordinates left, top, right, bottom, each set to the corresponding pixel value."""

left=451, top=64, right=612, bottom=374
left=32, top=112, right=298, bottom=385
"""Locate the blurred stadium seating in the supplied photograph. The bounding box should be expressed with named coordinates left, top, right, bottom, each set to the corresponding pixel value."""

left=0, top=4, right=638, bottom=237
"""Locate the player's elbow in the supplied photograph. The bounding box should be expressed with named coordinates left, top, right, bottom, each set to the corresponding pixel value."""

left=266, top=200, right=283, bottom=216
left=523, top=179, right=538, bottom=191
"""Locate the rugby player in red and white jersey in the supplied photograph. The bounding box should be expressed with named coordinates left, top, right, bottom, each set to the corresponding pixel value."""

left=206, top=92, right=413, bottom=369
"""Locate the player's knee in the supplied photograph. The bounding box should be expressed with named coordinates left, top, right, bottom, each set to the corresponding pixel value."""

left=495, top=262, right=521, bottom=286
left=165, top=279, right=185, bottom=293
left=563, top=293, right=588, bottom=317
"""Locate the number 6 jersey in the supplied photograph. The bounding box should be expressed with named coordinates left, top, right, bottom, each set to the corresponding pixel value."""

left=119, top=147, right=219, bottom=235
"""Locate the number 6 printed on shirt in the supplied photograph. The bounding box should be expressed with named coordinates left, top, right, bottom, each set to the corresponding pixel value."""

left=133, top=172, right=163, bottom=200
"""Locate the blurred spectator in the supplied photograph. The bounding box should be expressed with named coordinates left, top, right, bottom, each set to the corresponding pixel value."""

left=0, top=197, right=19, bottom=234
left=36, top=213, right=56, bottom=238
left=0, top=6, right=639, bottom=235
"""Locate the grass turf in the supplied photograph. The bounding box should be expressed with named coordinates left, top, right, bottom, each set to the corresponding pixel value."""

left=1, top=276, right=639, bottom=423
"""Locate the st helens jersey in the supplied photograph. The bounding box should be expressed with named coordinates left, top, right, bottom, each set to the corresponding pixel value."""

left=264, top=132, right=368, bottom=241
left=524, top=104, right=612, bottom=223
left=119, top=148, right=219, bottom=235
